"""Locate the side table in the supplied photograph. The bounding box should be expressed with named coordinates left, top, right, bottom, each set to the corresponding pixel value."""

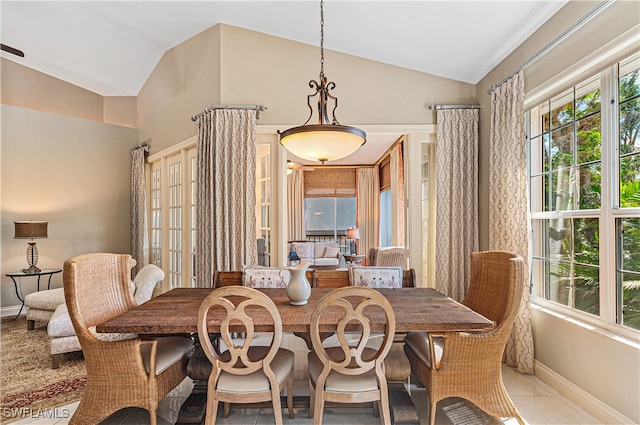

left=344, top=254, right=365, bottom=265
left=5, top=269, right=62, bottom=319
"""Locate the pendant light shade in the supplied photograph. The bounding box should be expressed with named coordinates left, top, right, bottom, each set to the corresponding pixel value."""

left=278, top=0, right=366, bottom=164
left=279, top=124, right=365, bottom=164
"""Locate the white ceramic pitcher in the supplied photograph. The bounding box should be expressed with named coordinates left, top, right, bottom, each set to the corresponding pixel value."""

left=283, top=261, right=311, bottom=305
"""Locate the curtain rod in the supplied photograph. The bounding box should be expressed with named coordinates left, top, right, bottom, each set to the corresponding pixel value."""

left=131, top=143, right=149, bottom=152
left=488, top=0, right=614, bottom=94
left=429, top=104, right=480, bottom=110
left=191, top=104, right=267, bottom=121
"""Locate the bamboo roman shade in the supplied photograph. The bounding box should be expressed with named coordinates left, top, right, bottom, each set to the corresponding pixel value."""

left=304, top=168, right=356, bottom=198
left=379, top=156, right=391, bottom=191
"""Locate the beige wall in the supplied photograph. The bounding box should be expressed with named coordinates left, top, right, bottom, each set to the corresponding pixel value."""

left=138, top=24, right=475, bottom=153
left=1, top=58, right=137, bottom=128
left=477, top=1, right=640, bottom=422
left=1, top=105, right=138, bottom=308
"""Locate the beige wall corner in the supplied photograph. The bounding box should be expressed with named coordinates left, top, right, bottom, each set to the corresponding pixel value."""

left=137, top=25, right=222, bottom=153
left=103, top=96, right=137, bottom=128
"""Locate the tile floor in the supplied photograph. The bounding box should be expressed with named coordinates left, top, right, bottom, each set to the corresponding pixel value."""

left=12, top=365, right=601, bottom=425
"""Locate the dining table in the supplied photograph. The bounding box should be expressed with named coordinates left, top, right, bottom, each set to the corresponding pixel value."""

left=97, top=286, right=494, bottom=425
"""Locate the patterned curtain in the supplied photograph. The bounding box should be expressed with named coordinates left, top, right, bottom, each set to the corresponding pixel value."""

left=357, top=167, right=380, bottom=259
left=287, top=169, right=305, bottom=241
left=434, top=108, right=479, bottom=302
left=390, top=144, right=405, bottom=246
left=130, top=146, right=147, bottom=275
left=196, top=109, right=257, bottom=288
left=489, top=71, right=534, bottom=375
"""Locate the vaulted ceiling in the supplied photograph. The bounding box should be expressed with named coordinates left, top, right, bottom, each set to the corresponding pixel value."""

left=1, top=1, right=567, bottom=97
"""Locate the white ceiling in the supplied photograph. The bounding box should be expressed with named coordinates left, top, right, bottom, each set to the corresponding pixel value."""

left=1, top=0, right=567, bottom=164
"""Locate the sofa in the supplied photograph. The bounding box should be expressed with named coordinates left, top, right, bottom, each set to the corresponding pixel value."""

left=25, top=263, right=165, bottom=368
left=288, top=241, right=342, bottom=270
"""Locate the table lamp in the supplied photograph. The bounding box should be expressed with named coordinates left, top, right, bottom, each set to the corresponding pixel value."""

left=14, top=221, right=48, bottom=273
left=347, top=228, right=360, bottom=255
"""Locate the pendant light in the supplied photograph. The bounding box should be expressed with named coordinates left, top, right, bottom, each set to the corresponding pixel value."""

left=278, top=0, right=366, bottom=164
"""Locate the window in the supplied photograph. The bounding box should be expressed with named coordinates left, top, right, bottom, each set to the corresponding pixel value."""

left=528, top=52, right=640, bottom=332
left=304, top=197, right=355, bottom=251
left=379, top=190, right=392, bottom=247
left=147, top=140, right=197, bottom=291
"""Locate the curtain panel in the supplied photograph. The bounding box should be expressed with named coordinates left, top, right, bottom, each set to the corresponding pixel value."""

left=434, top=108, right=479, bottom=302
left=196, top=109, right=258, bottom=287
left=287, top=169, right=305, bottom=241
left=390, top=144, right=405, bottom=246
left=489, top=71, right=534, bottom=375
left=357, top=167, right=380, bottom=259
left=130, top=146, right=147, bottom=275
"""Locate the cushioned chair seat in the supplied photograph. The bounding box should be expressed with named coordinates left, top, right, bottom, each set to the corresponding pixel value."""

left=140, top=336, right=195, bottom=375
left=216, top=346, right=295, bottom=394
left=404, top=332, right=443, bottom=368
left=308, top=347, right=380, bottom=393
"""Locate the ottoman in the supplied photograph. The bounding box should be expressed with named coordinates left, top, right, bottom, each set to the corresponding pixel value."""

left=24, top=287, right=65, bottom=330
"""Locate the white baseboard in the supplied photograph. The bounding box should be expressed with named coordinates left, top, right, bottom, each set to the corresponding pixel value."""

left=1, top=304, right=23, bottom=319
left=534, top=360, right=634, bottom=424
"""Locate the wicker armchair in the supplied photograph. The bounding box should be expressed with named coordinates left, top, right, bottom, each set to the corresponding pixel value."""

left=367, top=246, right=406, bottom=268
left=404, top=251, right=525, bottom=425
left=64, top=253, right=193, bottom=425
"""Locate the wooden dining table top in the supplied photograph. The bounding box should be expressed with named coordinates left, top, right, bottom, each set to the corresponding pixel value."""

left=96, top=287, right=495, bottom=335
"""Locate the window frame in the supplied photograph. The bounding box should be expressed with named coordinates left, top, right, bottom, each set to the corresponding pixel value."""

left=527, top=50, right=640, bottom=340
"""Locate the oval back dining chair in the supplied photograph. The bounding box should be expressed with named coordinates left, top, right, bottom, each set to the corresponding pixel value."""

left=63, top=253, right=193, bottom=425
left=307, top=286, right=396, bottom=424
left=404, top=250, right=526, bottom=425
left=197, top=286, right=295, bottom=425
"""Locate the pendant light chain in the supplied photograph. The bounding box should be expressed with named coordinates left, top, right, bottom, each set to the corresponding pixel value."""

left=319, top=0, right=324, bottom=79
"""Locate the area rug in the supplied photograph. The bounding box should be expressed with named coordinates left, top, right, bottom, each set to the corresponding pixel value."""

left=0, top=317, right=86, bottom=424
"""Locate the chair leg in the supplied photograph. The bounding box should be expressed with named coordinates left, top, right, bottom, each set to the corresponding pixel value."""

left=312, top=390, right=325, bottom=425
left=287, top=374, right=294, bottom=419
left=205, top=398, right=219, bottom=425
left=308, top=379, right=315, bottom=418
left=223, top=402, right=230, bottom=418
left=149, top=408, right=157, bottom=425
left=270, top=385, right=284, bottom=425
left=27, top=320, right=35, bottom=330
left=378, top=381, right=391, bottom=425
left=429, top=400, right=437, bottom=425
left=51, top=353, right=61, bottom=369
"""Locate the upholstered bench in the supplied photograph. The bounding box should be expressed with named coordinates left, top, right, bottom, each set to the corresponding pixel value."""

left=24, top=287, right=66, bottom=330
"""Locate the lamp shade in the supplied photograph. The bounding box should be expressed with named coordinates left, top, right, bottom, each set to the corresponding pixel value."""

left=279, top=125, right=366, bottom=164
left=347, top=228, right=360, bottom=239
left=14, top=221, right=48, bottom=239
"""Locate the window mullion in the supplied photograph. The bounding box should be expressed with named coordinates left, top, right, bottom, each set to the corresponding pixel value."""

left=600, top=65, right=616, bottom=326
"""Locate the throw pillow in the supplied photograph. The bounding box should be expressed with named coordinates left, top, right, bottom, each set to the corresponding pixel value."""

left=242, top=266, right=291, bottom=288
left=324, top=246, right=340, bottom=258
left=349, top=266, right=403, bottom=288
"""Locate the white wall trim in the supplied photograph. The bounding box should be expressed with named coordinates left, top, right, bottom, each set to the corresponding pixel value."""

left=534, top=360, right=635, bottom=425
left=1, top=305, right=23, bottom=319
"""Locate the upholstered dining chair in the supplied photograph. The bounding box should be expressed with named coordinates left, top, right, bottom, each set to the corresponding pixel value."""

left=197, top=285, right=295, bottom=425
left=63, top=253, right=193, bottom=425
left=308, top=286, right=396, bottom=424
left=403, top=250, right=526, bottom=425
